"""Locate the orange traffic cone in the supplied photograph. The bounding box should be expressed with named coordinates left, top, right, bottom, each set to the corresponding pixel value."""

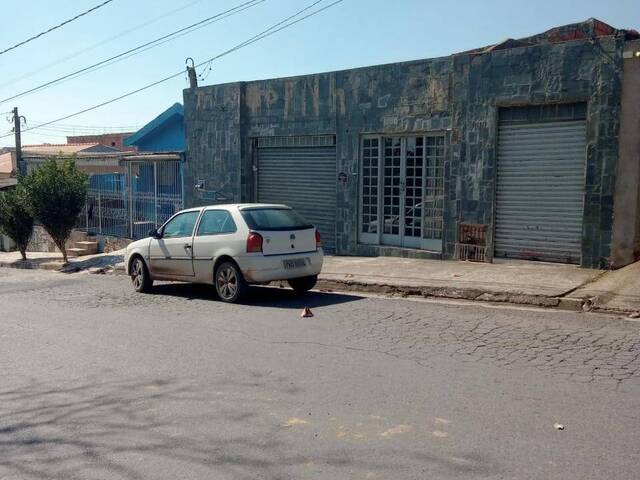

left=300, top=307, right=314, bottom=318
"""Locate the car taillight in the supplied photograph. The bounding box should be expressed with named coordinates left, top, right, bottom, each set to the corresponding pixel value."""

left=246, top=232, right=263, bottom=253
left=315, top=229, right=322, bottom=249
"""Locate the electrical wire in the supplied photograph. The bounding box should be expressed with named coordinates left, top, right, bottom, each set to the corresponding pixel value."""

left=0, top=0, right=116, bottom=56
left=30, top=120, right=139, bottom=128
left=28, top=126, right=139, bottom=135
left=19, top=130, right=69, bottom=140
left=0, top=0, right=207, bottom=90
left=0, top=0, right=265, bottom=105
left=31, top=126, right=140, bottom=134
left=0, top=0, right=344, bottom=139
left=30, top=120, right=140, bottom=129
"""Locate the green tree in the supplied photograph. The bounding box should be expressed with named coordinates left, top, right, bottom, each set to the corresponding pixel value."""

left=0, top=185, right=34, bottom=261
left=24, top=158, right=88, bottom=263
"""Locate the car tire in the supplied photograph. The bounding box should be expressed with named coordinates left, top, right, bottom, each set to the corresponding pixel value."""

left=215, top=261, right=248, bottom=303
left=130, top=257, right=153, bottom=293
left=288, top=275, right=318, bottom=294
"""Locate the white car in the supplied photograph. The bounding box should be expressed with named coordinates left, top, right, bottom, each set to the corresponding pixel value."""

left=124, top=204, right=324, bottom=303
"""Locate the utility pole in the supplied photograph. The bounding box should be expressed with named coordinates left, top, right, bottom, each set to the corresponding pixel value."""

left=186, top=57, right=198, bottom=90
left=12, top=107, right=25, bottom=175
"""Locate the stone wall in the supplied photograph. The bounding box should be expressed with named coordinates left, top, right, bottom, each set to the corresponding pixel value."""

left=184, top=37, right=625, bottom=268
left=611, top=40, right=640, bottom=267
left=28, top=226, right=131, bottom=253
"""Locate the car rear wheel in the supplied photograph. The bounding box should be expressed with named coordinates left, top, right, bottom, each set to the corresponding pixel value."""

left=288, top=275, right=318, bottom=294
left=131, top=257, right=153, bottom=293
left=215, top=261, right=247, bottom=303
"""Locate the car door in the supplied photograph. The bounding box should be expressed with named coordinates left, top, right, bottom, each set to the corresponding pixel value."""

left=149, top=210, right=201, bottom=277
left=191, top=209, right=239, bottom=280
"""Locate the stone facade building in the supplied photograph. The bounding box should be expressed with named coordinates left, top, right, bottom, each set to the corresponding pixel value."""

left=182, top=19, right=640, bottom=268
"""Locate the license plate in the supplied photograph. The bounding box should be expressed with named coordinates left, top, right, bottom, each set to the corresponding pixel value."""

left=283, top=258, right=309, bottom=269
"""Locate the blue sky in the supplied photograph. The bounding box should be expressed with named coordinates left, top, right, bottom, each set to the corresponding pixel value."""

left=0, top=0, right=638, bottom=147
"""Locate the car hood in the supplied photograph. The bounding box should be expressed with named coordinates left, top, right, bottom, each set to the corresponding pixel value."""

left=127, top=237, right=151, bottom=252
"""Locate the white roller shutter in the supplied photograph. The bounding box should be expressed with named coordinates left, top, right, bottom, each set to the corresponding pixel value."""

left=257, top=142, right=337, bottom=253
left=495, top=120, right=586, bottom=264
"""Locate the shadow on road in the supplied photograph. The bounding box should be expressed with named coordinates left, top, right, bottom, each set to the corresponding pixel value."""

left=0, top=375, right=498, bottom=479
left=150, top=282, right=364, bottom=309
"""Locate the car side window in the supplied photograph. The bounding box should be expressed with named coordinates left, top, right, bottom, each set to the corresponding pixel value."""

left=197, top=210, right=237, bottom=236
left=161, top=211, right=200, bottom=239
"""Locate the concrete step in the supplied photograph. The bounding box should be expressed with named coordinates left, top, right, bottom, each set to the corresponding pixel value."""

left=67, top=247, right=89, bottom=258
left=75, top=241, right=98, bottom=255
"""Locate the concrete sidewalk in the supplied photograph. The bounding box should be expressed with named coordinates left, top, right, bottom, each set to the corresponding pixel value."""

left=568, top=260, right=640, bottom=314
left=0, top=250, right=125, bottom=274
left=319, top=256, right=603, bottom=309
left=1, top=249, right=638, bottom=314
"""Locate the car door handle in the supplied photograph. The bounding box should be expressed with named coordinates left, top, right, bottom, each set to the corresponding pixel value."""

left=184, top=244, right=192, bottom=250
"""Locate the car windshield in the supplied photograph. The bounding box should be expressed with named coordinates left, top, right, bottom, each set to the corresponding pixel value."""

left=241, top=207, right=313, bottom=231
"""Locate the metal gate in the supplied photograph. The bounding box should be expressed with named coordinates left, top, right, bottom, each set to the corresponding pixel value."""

left=128, top=160, right=183, bottom=239
left=256, top=136, right=337, bottom=253
left=78, top=160, right=183, bottom=239
left=495, top=120, right=587, bottom=264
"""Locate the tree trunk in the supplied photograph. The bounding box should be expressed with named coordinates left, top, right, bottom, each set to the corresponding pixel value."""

left=54, top=237, right=68, bottom=263
left=19, top=248, right=26, bottom=261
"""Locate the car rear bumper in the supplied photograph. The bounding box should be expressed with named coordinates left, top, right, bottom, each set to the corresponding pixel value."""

left=236, top=249, right=323, bottom=283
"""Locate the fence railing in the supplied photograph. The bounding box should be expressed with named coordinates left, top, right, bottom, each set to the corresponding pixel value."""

left=77, top=160, right=183, bottom=239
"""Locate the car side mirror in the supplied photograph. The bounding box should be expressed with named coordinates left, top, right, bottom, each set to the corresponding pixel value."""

left=148, top=228, right=161, bottom=239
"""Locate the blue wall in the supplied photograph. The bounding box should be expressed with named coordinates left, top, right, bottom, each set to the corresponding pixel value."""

left=125, top=103, right=185, bottom=152
left=133, top=115, right=184, bottom=152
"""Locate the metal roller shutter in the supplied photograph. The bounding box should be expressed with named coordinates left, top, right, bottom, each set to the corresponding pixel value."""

left=258, top=145, right=337, bottom=253
left=495, top=120, right=586, bottom=264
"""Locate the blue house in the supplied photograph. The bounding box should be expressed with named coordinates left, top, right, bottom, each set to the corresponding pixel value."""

left=124, top=103, right=185, bottom=152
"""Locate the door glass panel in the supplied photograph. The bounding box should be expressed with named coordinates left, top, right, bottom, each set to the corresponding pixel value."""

left=404, top=136, right=423, bottom=239
left=423, top=136, right=445, bottom=241
left=361, top=138, right=379, bottom=234
left=382, top=137, right=401, bottom=235
left=162, top=211, right=199, bottom=238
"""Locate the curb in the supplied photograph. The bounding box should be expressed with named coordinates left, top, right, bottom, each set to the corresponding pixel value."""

left=0, top=260, right=63, bottom=271
left=0, top=258, right=126, bottom=275
left=317, top=278, right=639, bottom=317
left=317, top=278, right=584, bottom=313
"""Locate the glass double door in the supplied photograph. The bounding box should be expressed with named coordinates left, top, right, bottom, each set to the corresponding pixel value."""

left=380, top=137, right=425, bottom=248
left=361, top=135, right=444, bottom=251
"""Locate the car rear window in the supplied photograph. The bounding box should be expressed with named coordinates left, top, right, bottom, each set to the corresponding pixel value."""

left=241, top=208, right=313, bottom=231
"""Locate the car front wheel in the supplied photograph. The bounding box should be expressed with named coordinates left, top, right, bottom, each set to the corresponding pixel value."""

left=131, top=257, right=153, bottom=293
left=288, top=275, right=318, bottom=294
left=215, top=261, right=247, bottom=303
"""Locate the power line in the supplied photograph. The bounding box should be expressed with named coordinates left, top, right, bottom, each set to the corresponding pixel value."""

left=29, top=123, right=141, bottom=133
left=28, top=125, right=140, bottom=135
left=0, top=0, right=116, bottom=56
left=0, top=0, right=344, bottom=139
left=19, top=130, right=69, bottom=140
left=0, top=0, right=207, bottom=90
left=0, top=0, right=265, bottom=105
left=30, top=119, right=140, bottom=129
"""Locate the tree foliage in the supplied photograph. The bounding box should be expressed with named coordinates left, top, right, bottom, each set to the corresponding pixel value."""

left=23, top=157, right=88, bottom=262
left=0, top=185, right=34, bottom=260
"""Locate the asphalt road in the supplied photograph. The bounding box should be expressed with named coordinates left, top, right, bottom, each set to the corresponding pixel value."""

left=1, top=267, right=639, bottom=480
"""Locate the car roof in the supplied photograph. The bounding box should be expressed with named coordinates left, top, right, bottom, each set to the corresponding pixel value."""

left=198, top=203, right=290, bottom=211
left=173, top=204, right=292, bottom=217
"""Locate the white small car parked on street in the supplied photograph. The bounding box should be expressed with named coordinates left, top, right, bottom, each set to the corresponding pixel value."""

left=125, top=204, right=324, bottom=303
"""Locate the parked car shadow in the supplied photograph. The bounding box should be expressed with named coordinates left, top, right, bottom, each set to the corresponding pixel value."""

left=149, top=282, right=363, bottom=309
